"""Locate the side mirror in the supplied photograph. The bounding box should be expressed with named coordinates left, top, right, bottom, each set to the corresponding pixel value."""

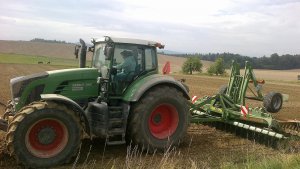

left=104, top=45, right=113, bottom=60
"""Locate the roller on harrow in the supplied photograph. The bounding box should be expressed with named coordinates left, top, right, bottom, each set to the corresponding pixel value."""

left=190, top=60, right=300, bottom=145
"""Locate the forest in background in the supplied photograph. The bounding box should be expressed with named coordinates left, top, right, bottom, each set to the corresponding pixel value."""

left=160, top=52, right=300, bottom=70
left=30, top=38, right=73, bottom=44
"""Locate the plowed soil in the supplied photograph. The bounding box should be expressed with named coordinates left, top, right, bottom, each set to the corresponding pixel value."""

left=0, top=63, right=300, bottom=168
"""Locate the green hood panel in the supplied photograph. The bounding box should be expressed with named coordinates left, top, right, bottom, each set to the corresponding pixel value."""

left=15, top=68, right=99, bottom=110
left=45, top=68, right=99, bottom=98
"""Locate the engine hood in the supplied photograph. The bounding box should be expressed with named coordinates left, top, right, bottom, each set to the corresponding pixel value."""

left=10, top=68, right=99, bottom=111
left=47, top=68, right=98, bottom=79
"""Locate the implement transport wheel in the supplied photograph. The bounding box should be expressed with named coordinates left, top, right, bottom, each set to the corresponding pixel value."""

left=127, top=86, right=189, bottom=152
left=6, top=101, right=82, bottom=168
left=263, top=92, right=283, bottom=113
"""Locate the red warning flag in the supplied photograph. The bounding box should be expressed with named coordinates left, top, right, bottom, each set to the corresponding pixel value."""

left=192, top=96, right=199, bottom=104
left=162, top=61, right=170, bottom=74
left=240, top=106, right=249, bottom=117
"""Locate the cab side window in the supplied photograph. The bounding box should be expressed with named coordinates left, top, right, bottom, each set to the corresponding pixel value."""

left=135, top=48, right=143, bottom=73
left=145, top=48, right=156, bottom=70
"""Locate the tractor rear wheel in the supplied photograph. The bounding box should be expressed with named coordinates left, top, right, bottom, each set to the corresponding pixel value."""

left=127, top=86, right=189, bottom=152
left=6, top=101, right=82, bottom=168
left=263, top=92, right=283, bottom=113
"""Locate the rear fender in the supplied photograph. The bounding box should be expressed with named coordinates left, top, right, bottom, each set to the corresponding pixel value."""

left=123, top=74, right=190, bottom=102
left=41, top=94, right=91, bottom=135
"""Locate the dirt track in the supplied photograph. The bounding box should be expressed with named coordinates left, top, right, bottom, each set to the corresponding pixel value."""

left=0, top=63, right=300, bottom=168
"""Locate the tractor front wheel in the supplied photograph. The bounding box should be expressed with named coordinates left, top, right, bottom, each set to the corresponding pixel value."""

left=6, top=101, right=82, bottom=168
left=127, top=86, right=189, bottom=151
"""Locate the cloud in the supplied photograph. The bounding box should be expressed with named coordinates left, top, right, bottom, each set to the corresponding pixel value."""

left=0, top=0, right=300, bottom=56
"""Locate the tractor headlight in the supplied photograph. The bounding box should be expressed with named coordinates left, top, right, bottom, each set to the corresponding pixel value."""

left=10, top=76, right=24, bottom=99
left=10, top=72, right=48, bottom=99
left=9, top=72, right=49, bottom=110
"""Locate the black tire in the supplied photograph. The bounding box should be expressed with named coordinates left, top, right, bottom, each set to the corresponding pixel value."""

left=6, top=101, right=82, bottom=168
left=218, top=85, right=228, bottom=95
left=263, top=92, right=283, bottom=113
left=127, top=86, right=189, bottom=152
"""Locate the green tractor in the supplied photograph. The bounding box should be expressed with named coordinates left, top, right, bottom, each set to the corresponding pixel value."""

left=0, top=36, right=190, bottom=168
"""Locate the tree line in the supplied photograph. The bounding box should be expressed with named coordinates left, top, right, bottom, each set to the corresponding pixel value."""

left=182, top=57, right=225, bottom=76
left=161, top=52, right=300, bottom=70
left=30, top=38, right=73, bottom=44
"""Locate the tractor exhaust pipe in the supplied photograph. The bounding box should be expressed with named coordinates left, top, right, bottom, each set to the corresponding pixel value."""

left=74, top=39, right=87, bottom=68
left=0, top=118, right=8, bottom=132
left=79, top=39, right=87, bottom=68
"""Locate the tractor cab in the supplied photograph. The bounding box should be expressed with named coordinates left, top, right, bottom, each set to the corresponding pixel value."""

left=88, top=36, right=164, bottom=95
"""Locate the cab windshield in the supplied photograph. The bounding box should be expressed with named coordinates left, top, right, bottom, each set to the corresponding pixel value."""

left=92, top=43, right=106, bottom=69
left=92, top=43, right=110, bottom=78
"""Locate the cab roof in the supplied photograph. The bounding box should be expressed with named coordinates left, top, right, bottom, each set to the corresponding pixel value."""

left=92, top=36, right=164, bottom=49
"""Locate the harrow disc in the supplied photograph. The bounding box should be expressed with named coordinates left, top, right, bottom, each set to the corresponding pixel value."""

left=277, top=120, right=300, bottom=137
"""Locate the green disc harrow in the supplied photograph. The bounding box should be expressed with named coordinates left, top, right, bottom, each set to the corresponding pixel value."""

left=190, top=60, right=300, bottom=148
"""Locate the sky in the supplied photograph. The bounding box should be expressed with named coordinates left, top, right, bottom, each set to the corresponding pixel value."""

left=0, top=0, right=300, bottom=57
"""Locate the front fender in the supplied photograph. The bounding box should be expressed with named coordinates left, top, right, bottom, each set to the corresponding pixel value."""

left=123, top=74, right=190, bottom=102
left=41, top=94, right=91, bottom=135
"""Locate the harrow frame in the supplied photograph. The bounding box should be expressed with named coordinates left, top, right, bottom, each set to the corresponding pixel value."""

left=190, top=60, right=298, bottom=140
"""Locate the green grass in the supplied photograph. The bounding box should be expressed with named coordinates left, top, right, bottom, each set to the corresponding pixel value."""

left=0, top=53, right=91, bottom=67
left=67, top=141, right=300, bottom=169
left=220, top=154, right=300, bottom=169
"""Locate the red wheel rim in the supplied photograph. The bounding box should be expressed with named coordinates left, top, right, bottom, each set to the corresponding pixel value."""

left=25, top=119, right=68, bottom=158
left=148, top=104, right=179, bottom=139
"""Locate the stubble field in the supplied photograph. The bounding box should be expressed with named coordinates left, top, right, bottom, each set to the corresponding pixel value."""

left=0, top=62, right=300, bottom=168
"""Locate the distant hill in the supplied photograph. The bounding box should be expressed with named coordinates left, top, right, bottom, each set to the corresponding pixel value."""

left=0, top=40, right=75, bottom=59
left=0, top=40, right=212, bottom=72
